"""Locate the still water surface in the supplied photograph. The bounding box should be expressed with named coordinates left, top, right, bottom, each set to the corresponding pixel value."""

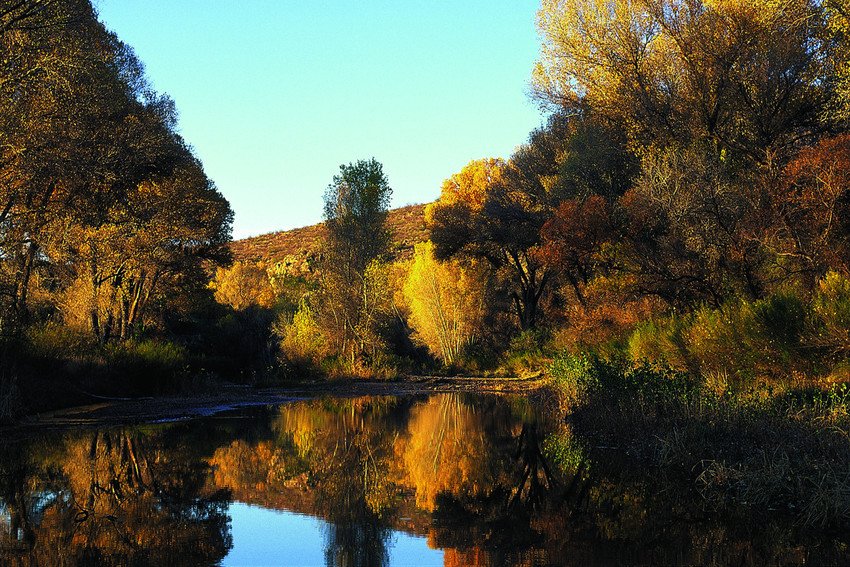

left=0, top=393, right=846, bottom=566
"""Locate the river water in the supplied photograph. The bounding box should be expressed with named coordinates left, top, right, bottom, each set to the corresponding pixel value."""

left=0, top=392, right=846, bottom=566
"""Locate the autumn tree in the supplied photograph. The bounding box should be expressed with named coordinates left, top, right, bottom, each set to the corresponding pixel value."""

left=0, top=2, right=233, bottom=346
left=403, top=242, right=488, bottom=365
left=319, top=158, right=393, bottom=367
left=826, top=0, right=850, bottom=121
left=210, top=261, right=276, bottom=312
left=534, top=0, right=842, bottom=164
left=540, top=195, right=611, bottom=307
left=774, top=134, right=850, bottom=282
left=619, top=146, right=775, bottom=306
left=0, top=0, right=101, bottom=335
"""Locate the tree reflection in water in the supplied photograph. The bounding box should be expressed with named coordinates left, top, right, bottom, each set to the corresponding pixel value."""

left=0, top=428, right=232, bottom=566
left=1, top=393, right=849, bottom=566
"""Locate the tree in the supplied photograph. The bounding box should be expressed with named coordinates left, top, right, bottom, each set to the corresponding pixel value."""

left=319, top=158, right=393, bottom=367
left=0, top=1, right=233, bottom=345
left=826, top=0, right=850, bottom=121
left=539, top=195, right=611, bottom=307
left=403, top=241, right=488, bottom=365
left=428, top=158, right=550, bottom=330
left=534, top=0, right=841, bottom=164
left=774, top=134, right=850, bottom=282
left=617, top=146, right=769, bottom=306
left=210, top=261, right=276, bottom=312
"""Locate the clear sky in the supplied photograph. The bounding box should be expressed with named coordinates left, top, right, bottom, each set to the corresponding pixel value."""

left=95, top=1, right=545, bottom=239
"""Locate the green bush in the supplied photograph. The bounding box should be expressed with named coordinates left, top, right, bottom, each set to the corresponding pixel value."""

left=25, top=323, right=96, bottom=362
left=628, top=316, right=690, bottom=369
left=625, top=289, right=831, bottom=391
left=104, top=339, right=188, bottom=393
left=502, top=329, right=551, bottom=375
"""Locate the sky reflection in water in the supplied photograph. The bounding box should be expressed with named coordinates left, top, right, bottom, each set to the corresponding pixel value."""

left=1, top=392, right=849, bottom=566
left=223, top=504, right=442, bottom=567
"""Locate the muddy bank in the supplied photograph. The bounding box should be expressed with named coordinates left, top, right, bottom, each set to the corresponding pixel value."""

left=0, top=374, right=549, bottom=438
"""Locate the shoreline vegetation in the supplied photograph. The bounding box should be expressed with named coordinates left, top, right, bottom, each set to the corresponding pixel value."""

left=2, top=0, right=850, bottom=550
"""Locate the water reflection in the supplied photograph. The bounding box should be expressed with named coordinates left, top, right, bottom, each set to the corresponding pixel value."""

left=0, top=393, right=848, bottom=566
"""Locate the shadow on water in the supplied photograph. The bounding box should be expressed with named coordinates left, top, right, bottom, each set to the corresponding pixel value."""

left=0, top=392, right=848, bottom=566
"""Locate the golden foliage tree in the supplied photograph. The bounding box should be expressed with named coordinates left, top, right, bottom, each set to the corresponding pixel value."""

left=210, top=261, right=276, bottom=311
left=534, top=0, right=841, bottom=162
left=403, top=241, right=487, bottom=365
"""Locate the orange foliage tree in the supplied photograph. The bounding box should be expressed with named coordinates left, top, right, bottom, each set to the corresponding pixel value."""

left=775, top=134, right=850, bottom=282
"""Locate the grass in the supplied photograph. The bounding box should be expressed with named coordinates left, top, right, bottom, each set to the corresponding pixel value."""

left=550, top=353, right=850, bottom=529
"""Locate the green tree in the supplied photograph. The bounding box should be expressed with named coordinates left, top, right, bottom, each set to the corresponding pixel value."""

left=319, top=158, right=393, bottom=367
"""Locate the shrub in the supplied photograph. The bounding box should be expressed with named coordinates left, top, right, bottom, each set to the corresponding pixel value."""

left=25, top=323, right=96, bottom=362
left=104, top=339, right=188, bottom=394
left=684, top=301, right=754, bottom=386
left=502, top=329, right=551, bottom=375
left=811, top=271, right=850, bottom=356
left=278, top=299, right=326, bottom=365
left=628, top=316, right=690, bottom=370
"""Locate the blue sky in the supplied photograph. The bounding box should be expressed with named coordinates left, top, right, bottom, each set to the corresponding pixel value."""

left=96, top=1, right=544, bottom=239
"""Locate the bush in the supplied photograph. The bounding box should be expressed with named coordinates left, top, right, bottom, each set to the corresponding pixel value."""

left=628, top=316, right=690, bottom=370
left=811, top=272, right=850, bottom=357
left=625, top=290, right=830, bottom=391
left=25, top=323, right=96, bottom=362
left=278, top=299, right=326, bottom=366
left=502, top=329, right=551, bottom=375
left=104, top=339, right=188, bottom=394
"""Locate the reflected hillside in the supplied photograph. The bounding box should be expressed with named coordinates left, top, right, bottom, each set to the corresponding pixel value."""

left=1, top=394, right=849, bottom=566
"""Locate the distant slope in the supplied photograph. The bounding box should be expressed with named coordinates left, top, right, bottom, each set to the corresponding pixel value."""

left=230, top=203, right=430, bottom=269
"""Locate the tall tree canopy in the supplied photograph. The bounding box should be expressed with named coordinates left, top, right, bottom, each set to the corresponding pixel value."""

left=319, top=158, right=393, bottom=365
left=0, top=0, right=232, bottom=343
left=534, top=0, right=844, bottom=163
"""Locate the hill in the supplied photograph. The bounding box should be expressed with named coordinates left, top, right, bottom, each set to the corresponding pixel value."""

left=230, top=203, right=430, bottom=273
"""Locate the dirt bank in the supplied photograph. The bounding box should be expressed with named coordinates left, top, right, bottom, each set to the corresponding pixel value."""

left=0, top=374, right=549, bottom=438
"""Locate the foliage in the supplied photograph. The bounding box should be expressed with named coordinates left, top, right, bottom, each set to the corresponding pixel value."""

left=624, top=278, right=850, bottom=389
left=428, top=157, right=552, bottom=330
left=502, top=329, right=552, bottom=375
left=776, top=134, right=850, bottom=281
left=534, top=0, right=841, bottom=162
left=209, top=261, right=276, bottom=311
left=0, top=0, right=233, bottom=411
left=278, top=298, right=327, bottom=366
left=319, top=159, right=394, bottom=371
left=402, top=241, right=488, bottom=366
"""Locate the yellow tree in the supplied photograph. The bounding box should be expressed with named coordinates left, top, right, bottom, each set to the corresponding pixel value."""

left=403, top=241, right=487, bottom=365
left=534, top=0, right=841, bottom=163
left=210, top=261, right=276, bottom=311
left=827, top=0, right=850, bottom=120
left=426, top=157, right=506, bottom=215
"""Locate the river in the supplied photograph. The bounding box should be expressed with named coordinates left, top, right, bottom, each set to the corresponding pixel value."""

left=0, top=392, right=846, bottom=566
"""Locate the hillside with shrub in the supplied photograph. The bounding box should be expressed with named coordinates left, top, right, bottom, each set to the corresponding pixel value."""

left=230, top=203, right=429, bottom=276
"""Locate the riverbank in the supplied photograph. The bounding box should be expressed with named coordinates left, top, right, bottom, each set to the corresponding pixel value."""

left=550, top=353, right=850, bottom=531
left=0, top=374, right=550, bottom=437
